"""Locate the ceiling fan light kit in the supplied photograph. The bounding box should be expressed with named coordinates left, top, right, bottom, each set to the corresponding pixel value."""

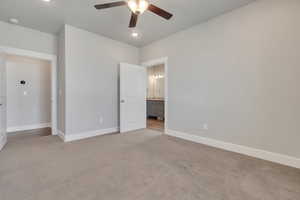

left=128, top=0, right=149, bottom=14
left=94, top=0, right=173, bottom=28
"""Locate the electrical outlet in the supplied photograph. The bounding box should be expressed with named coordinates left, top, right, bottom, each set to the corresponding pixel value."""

left=203, top=124, right=208, bottom=130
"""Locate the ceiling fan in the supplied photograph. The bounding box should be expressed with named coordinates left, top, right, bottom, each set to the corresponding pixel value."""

left=94, top=0, right=173, bottom=28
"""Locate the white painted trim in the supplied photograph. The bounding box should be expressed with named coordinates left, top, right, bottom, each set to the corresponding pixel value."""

left=50, top=57, right=58, bottom=136
left=7, top=123, right=51, bottom=133
left=0, top=46, right=58, bottom=136
left=57, top=130, right=65, bottom=142
left=166, top=129, right=300, bottom=169
left=0, top=134, right=7, bottom=151
left=142, top=57, right=169, bottom=131
left=0, top=51, right=7, bottom=150
left=64, top=127, right=119, bottom=142
left=0, top=46, right=56, bottom=61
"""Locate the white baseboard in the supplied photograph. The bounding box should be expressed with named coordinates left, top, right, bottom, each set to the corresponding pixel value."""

left=7, top=123, right=51, bottom=133
left=57, top=130, right=65, bottom=141
left=63, top=127, right=119, bottom=142
left=0, top=135, right=7, bottom=151
left=166, top=129, right=300, bottom=169
left=51, top=128, right=58, bottom=136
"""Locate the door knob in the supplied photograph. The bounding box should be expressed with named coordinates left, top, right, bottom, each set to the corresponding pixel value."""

left=120, top=100, right=125, bottom=103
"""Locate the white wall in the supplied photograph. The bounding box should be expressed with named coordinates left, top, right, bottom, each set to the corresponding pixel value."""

left=141, top=0, right=300, bottom=158
left=6, top=55, right=51, bottom=131
left=62, top=25, right=139, bottom=135
left=0, top=21, right=57, bottom=55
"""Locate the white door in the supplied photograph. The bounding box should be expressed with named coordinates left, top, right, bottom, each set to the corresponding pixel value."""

left=0, top=51, right=7, bottom=151
left=120, top=63, right=146, bottom=133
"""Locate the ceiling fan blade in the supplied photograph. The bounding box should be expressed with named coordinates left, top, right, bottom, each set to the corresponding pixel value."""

left=148, top=4, right=173, bottom=20
left=94, top=1, right=126, bottom=9
left=129, top=12, right=138, bottom=28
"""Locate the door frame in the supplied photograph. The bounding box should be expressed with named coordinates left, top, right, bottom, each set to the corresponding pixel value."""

left=141, top=57, right=168, bottom=133
left=0, top=50, right=7, bottom=150
left=0, top=46, right=58, bottom=135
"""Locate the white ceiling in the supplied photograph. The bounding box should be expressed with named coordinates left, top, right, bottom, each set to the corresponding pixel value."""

left=0, top=0, right=254, bottom=47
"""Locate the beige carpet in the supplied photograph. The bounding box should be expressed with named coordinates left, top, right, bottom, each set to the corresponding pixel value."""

left=0, top=129, right=299, bottom=200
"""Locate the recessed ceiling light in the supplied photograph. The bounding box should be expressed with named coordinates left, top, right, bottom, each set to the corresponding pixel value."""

left=132, top=32, right=139, bottom=38
left=9, top=18, right=19, bottom=24
left=43, top=0, right=51, bottom=2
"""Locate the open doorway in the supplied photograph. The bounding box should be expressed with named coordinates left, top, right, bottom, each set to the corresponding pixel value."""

left=119, top=58, right=168, bottom=134
left=146, top=64, right=165, bottom=132
left=6, top=55, right=52, bottom=139
left=142, top=57, right=168, bottom=133
left=0, top=47, right=57, bottom=149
